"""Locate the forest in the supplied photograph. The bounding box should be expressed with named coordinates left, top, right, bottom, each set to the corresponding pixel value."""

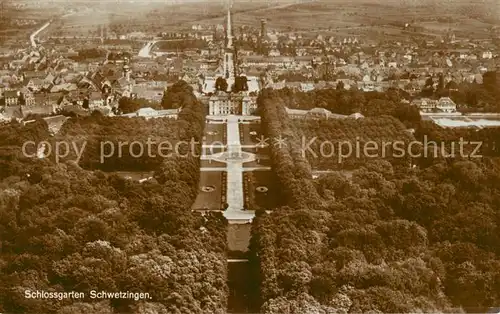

left=414, top=120, right=500, bottom=159
left=261, top=86, right=421, bottom=128
left=251, top=88, right=500, bottom=313
left=0, top=81, right=229, bottom=313
left=43, top=80, right=205, bottom=173
left=258, top=88, right=322, bottom=210
left=293, top=116, right=415, bottom=170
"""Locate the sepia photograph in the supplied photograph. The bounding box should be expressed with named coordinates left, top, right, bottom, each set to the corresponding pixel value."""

left=0, top=0, right=499, bottom=313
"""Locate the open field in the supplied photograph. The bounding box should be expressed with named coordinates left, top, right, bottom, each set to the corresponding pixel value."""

left=42, top=7, right=114, bottom=38
left=25, top=0, right=498, bottom=41
left=192, top=170, right=225, bottom=211
left=39, top=0, right=300, bottom=37
left=0, top=5, right=59, bottom=44
left=191, top=0, right=498, bottom=38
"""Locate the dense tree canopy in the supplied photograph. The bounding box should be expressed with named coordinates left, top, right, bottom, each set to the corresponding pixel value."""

left=259, top=87, right=420, bottom=127
left=258, top=89, right=322, bottom=210
left=0, top=80, right=228, bottom=313
left=251, top=88, right=500, bottom=313
left=233, top=76, right=249, bottom=93
left=215, top=77, right=228, bottom=92
left=161, top=80, right=196, bottom=109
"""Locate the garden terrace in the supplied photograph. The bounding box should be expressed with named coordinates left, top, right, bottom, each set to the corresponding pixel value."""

left=243, top=170, right=284, bottom=211
left=192, top=171, right=226, bottom=211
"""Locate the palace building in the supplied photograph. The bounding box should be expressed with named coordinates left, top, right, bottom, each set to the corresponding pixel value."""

left=200, top=4, right=260, bottom=116
left=208, top=94, right=254, bottom=115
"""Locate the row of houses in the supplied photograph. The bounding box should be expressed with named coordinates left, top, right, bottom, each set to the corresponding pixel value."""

left=2, top=89, right=111, bottom=108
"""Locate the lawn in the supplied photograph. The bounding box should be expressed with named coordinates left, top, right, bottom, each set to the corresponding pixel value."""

left=243, top=170, right=283, bottom=211
left=227, top=256, right=260, bottom=313
left=239, top=122, right=262, bottom=146
left=203, top=123, right=226, bottom=146
left=192, top=171, right=225, bottom=211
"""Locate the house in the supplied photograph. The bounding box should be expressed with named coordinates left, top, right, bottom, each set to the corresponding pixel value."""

left=295, top=56, right=314, bottom=67
left=88, top=91, right=105, bottom=107
left=269, top=49, right=281, bottom=57
left=207, top=93, right=257, bottom=116
left=482, top=51, right=493, bottom=59
left=33, top=92, right=65, bottom=107
left=241, top=56, right=294, bottom=68
left=44, top=73, right=55, bottom=84
left=50, top=83, right=78, bottom=93
left=25, top=78, right=44, bottom=92
left=22, top=90, right=36, bottom=106
left=201, top=34, right=214, bottom=42
left=411, top=98, right=438, bottom=112
left=436, top=97, right=457, bottom=113
left=22, top=71, right=45, bottom=82
left=3, top=90, right=20, bottom=106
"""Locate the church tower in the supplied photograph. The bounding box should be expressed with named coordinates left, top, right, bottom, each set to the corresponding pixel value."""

left=223, top=4, right=235, bottom=81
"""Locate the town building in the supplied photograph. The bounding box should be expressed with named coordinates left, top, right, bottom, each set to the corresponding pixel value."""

left=208, top=93, right=256, bottom=115
left=436, top=97, right=457, bottom=113
left=411, top=97, right=457, bottom=113
left=121, top=107, right=180, bottom=119
left=3, top=90, right=20, bottom=106
left=411, top=98, right=439, bottom=112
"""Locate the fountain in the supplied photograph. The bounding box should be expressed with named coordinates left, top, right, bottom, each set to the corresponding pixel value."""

left=256, top=186, right=269, bottom=193
left=201, top=185, right=216, bottom=193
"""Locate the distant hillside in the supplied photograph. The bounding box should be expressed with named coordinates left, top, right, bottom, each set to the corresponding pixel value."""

left=204, top=0, right=499, bottom=34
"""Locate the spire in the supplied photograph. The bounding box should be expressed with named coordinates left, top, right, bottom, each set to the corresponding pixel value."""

left=226, top=1, right=233, bottom=48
